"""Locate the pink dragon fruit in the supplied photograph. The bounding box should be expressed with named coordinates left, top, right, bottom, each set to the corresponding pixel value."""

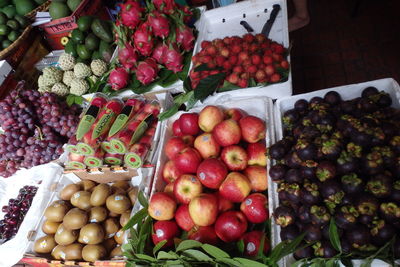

left=151, top=43, right=168, bottom=64
left=176, top=25, right=195, bottom=52
left=133, top=22, right=154, bottom=57
left=109, top=67, right=129, bottom=90
left=120, top=1, right=143, bottom=29
left=180, top=5, right=193, bottom=24
left=118, top=43, right=138, bottom=70
left=163, top=44, right=183, bottom=73
left=136, top=58, right=159, bottom=85
left=153, top=0, right=176, bottom=15
left=147, top=11, right=170, bottom=38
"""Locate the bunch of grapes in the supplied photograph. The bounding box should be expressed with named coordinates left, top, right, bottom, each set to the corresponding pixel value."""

left=0, top=89, right=81, bottom=177
left=0, top=185, right=38, bottom=242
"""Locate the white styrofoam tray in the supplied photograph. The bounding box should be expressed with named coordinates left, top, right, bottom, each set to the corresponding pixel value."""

left=271, top=78, right=400, bottom=267
left=190, top=0, right=292, bottom=102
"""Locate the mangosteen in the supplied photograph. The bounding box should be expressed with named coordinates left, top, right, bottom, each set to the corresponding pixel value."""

left=322, top=224, right=343, bottom=240
left=295, top=139, right=317, bottom=161
left=340, top=100, right=356, bottom=114
left=341, top=173, right=364, bottom=194
left=316, top=114, right=336, bottom=133
left=341, top=194, right=354, bottom=206
left=376, top=92, right=392, bottom=108
left=284, top=152, right=302, bottom=169
left=310, top=96, right=324, bottom=105
left=269, top=143, right=286, bottom=160
left=300, top=182, right=321, bottom=205
left=283, top=109, right=299, bottom=129
left=358, top=214, right=374, bottom=225
left=390, top=136, right=400, bottom=155
left=350, top=130, right=373, bottom=147
left=373, top=146, right=395, bottom=166
left=390, top=180, right=400, bottom=203
left=340, top=237, right=353, bottom=254
left=324, top=91, right=342, bottom=106
left=281, top=137, right=295, bottom=151
left=346, top=224, right=371, bottom=249
left=284, top=168, right=303, bottom=184
left=370, top=128, right=386, bottom=147
left=310, top=205, right=331, bottom=227
left=321, top=180, right=344, bottom=211
left=363, top=151, right=384, bottom=175
left=313, top=240, right=338, bottom=258
left=381, top=122, right=396, bottom=141
left=379, top=202, right=400, bottom=223
left=293, top=125, right=305, bottom=139
left=277, top=183, right=289, bottom=201
left=269, top=164, right=287, bottom=183
left=346, top=143, right=362, bottom=158
left=358, top=97, right=378, bottom=113
left=370, top=220, right=396, bottom=246
left=274, top=205, right=296, bottom=228
left=286, top=183, right=301, bottom=203
left=366, top=173, right=392, bottom=198
left=391, top=157, right=400, bottom=179
left=300, top=166, right=317, bottom=180
left=334, top=205, right=359, bottom=230
left=301, top=126, right=320, bottom=140
left=294, top=99, right=309, bottom=113
left=337, top=151, right=359, bottom=174
left=356, top=194, right=379, bottom=216
left=304, top=224, right=322, bottom=242
left=321, top=139, right=342, bottom=160
left=361, top=86, right=379, bottom=98
left=294, top=244, right=314, bottom=260
left=279, top=224, right=299, bottom=241
left=316, top=161, right=337, bottom=182
left=298, top=205, right=311, bottom=223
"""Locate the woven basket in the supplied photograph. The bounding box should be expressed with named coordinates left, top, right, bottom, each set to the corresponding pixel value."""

left=0, top=25, right=33, bottom=60
left=26, top=0, right=51, bottom=20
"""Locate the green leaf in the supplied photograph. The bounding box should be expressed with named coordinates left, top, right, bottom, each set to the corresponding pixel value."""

left=66, top=94, right=75, bottom=106
left=174, top=90, right=194, bottom=105
left=183, top=249, right=213, bottom=262
left=217, top=258, right=244, bottom=267
left=122, top=207, right=148, bottom=231
left=233, top=257, right=267, bottom=267
left=194, top=63, right=213, bottom=72
left=193, top=73, right=226, bottom=101
left=178, top=51, right=193, bottom=81
left=122, top=243, right=133, bottom=253
left=360, top=259, right=372, bottom=267
left=329, top=218, right=342, bottom=253
left=185, top=92, right=197, bottom=111
left=138, top=191, right=149, bottom=209
left=157, top=251, right=178, bottom=260
left=158, top=103, right=179, bottom=121
left=201, top=244, right=230, bottom=259
left=160, top=73, right=178, bottom=88
left=183, top=76, right=192, bottom=92
left=217, top=80, right=241, bottom=92
left=269, top=232, right=306, bottom=263
left=134, top=253, right=156, bottom=262
left=257, top=233, right=266, bottom=258
left=340, top=258, right=353, bottom=267
left=249, top=78, right=257, bottom=87
left=74, top=95, right=84, bottom=105
left=153, top=240, right=167, bottom=256
left=237, top=239, right=245, bottom=255
left=176, top=240, right=202, bottom=252
left=326, top=258, right=340, bottom=267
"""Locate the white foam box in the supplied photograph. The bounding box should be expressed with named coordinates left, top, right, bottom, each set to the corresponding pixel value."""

left=191, top=0, right=292, bottom=102
left=270, top=78, right=400, bottom=267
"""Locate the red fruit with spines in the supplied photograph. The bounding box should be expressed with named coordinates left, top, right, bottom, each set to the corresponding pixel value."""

left=240, top=72, right=250, bottom=80
left=233, top=65, right=244, bottom=73
left=260, top=42, right=269, bottom=50
left=162, top=160, right=183, bottom=183
left=238, top=78, right=248, bottom=88
left=136, top=58, right=159, bottom=85
left=152, top=220, right=180, bottom=248
left=165, top=136, right=188, bottom=160
left=176, top=25, right=195, bottom=52
left=251, top=54, right=262, bottom=65
left=147, top=11, right=169, bottom=38
left=133, top=22, right=154, bottom=57
left=200, top=55, right=213, bottom=64
left=214, top=210, right=248, bottom=242
left=272, top=43, right=285, bottom=54
left=270, top=73, right=281, bottom=83
left=205, top=45, right=217, bottom=56
left=197, top=158, right=228, bottom=189
left=223, top=36, right=232, bottom=45
left=248, top=65, right=258, bottom=75
left=109, top=67, right=129, bottom=90
left=207, top=61, right=217, bottom=69
left=265, top=65, right=275, bottom=76
left=119, top=1, right=143, bottom=29
left=243, top=33, right=255, bottom=43
left=231, top=36, right=242, bottom=44
left=239, top=115, right=266, bottom=143
left=228, top=55, right=238, bottom=65
left=201, top=40, right=212, bottom=49
left=264, top=49, right=272, bottom=56
left=152, top=43, right=168, bottom=64
left=175, top=205, right=195, bottom=231
left=227, top=73, right=239, bottom=84
left=249, top=43, right=259, bottom=53
left=272, top=53, right=283, bottom=62
left=259, top=63, right=266, bottom=70
left=242, top=42, right=250, bottom=51
left=220, top=48, right=230, bottom=58
left=242, top=59, right=252, bottom=68
left=231, top=44, right=242, bottom=54
left=180, top=5, right=193, bottom=23
left=255, top=33, right=267, bottom=44
left=190, top=70, right=200, bottom=79
left=255, top=70, right=267, bottom=83
left=213, top=39, right=224, bottom=49
left=153, top=0, right=176, bottom=14
left=188, top=226, right=219, bottom=245
left=173, top=147, right=202, bottom=174
left=222, top=61, right=232, bottom=71
left=118, top=43, right=138, bottom=70
left=240, top=193, right=268, bottom=223
left=263, top=55, right=273, bottom=65
left=281, top=60, right=289, bottom=69
left=241, top=231, right=270, bottom=257
left=238, top=51, right=250, bottom=62
left=164, top=44, right=183, bottom=73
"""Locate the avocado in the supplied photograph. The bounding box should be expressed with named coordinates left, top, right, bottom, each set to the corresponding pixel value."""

left=7, top=30, right=18, bottom=41
left=2, top=39, right=11, bottom=48
left=77, top=44, right=92, bottom=60
left=67, top=0, right=82, bottom=12
left=0, top=0, right=10, bottom=8
left=99, top=41, right=113, bottom=62
left=71, top=28, right=84, bottom=43
left=14, top=15, right=28, bottom=28
left=64, top=40, right=78, bottom=57
left=0, top=12, right=6, bottom=24
left=0, top=24, right=10, bottom=35
left=91, top=51, right=101, bottom=60
left=2, top=5, right=15, bottom=18
left=15, top=0, right=36, bottom=15
left=85, top=33, right=99, bottom=51
left=49, top=2, right=70, bottom=20
left=77, top=15, right=92, bottom=32
left=34, top=0, right=47, bottom=4
left=6, top=20, right=19, bottom=30
left=91, top=19, right=113, bottom=43
left=76, top=57, right=89, bottom=64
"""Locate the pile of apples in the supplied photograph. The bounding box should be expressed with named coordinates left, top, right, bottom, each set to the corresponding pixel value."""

left=148, top=105, right=270, bottom=256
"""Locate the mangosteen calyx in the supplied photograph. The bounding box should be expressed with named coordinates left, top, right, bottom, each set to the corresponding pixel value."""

left=312, top=242, right=324, bottom=257
left=380, top=202, right=400, bottom=220
left=316, top=161, right=336, bottom=182
left=283, top=109, right=299, bottom=129
left=321, top=140, right=341, bottom=159
left=310, top=205, right=331, bottom=226
left=341, top=173, right=363, bottom=194
left=346, top=142, right=362, bottom=158
left=366, top=151, right=383, bottom=168
left=274, top=206, right=295, bottom=228
left=370, top=219, right=385, bottom=236
left=357, top=200, right=378, bottom=216
left=366, top=175, right=391, bottom=198
left=324, top=191, right=345, bottom=213
left=390, top=136, right=400, bottom=147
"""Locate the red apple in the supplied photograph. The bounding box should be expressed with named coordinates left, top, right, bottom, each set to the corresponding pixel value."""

left=188, top=226, right=219, bottom=245
left=164, top=181, right=174, bottom=195
left=239, top=116, right=266, bottom=143
left=225, top=108, right=246, bottom=121
left=240, top=193, right=268, bottom=223
left=215, top=192, right=234, bottom=213
left=172, top=120, right=183, bottom=137
left=212, top=119, right=241, bottom=147
left=173, top=147, right=202, bottom=174
left=165, top=137, right=188, bottom=160
left=189, top=193, right=219, bottom=226
left=182, top=135, right=195, bottom=147
left=162, top=160, right=183, bottom=183
left=194, top=133, right=220, bottom=159
left=221, top=145, right=248, bottom=171
left=198, top=105, right=225, bottom=132
left=179, top=113, right=200, bottom=135
left=241, top=231, right=270, bottom=256
left=243, top=165, right=268, bottom=192
left=197, top=158, right=228, bottom=189
left=219, top=172, right=251, bottom=203
left=214, top=211, right=248, bottom=242
left=247, top=142, right=267, bottom=166
left=148, top=192, right=177, bottom=220
left=173, top=174, right=203, bottom=204
left=152, top=220, right=180, bottom=247
left=175, top=204, right=195, bottom=231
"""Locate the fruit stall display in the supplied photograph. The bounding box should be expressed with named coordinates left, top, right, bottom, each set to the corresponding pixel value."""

left=269, top=78, right=400, bottom=266
left=0, top=8, right=30, bottom=51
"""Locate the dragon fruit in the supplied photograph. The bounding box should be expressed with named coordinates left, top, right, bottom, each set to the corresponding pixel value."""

left=133, top=22, right=154, bottom=57
left=180, top=6, right=193, bottom=24
left=147, top=11, right=170, bottom=38
left=164, top=44, right=184, bottom=73
left=120, top=1, right=143, bottom=29
left=109, top=67, right=129, bottom=90
left=118, top=43, right=138, bottom=70
left=152, top=43, right=168, bottom=64
left=153, top=0, right=176, bottom=15
left=176, top=25, right=195, bottom=52
left=136, top=58, right=159, bottom=85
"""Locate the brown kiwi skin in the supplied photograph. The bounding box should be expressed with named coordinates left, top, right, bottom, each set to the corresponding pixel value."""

left=63, top=208, right=88, bottom=230
left=34, top=235, right=57, bottom=254
left=102, top=237, right=117, bottom=253
left=60, top=184, right=81, bottom=201
left=90, top=184, right=111, bottom=206
left=106, top=194, right=131, bottom=214
left=42, top=220, right=61, bottom=235
left=77, top=180, right=97, bottom=192
left=103, top=218, right=119, bottom=237
left=110, top=246, right=123, bottom=257
left=51, top=245, right=67, bottom=260
left=82, top=244, right=107, bottom=262
left=55, top=224, right=78, bottom=245
left=114, top=229, right=124, bottom=244
left=127, top=187, right=138, bottom=205
left=119, top=210, right=131, bottom=227
left=64, top=243, right=83, bottom=260
left=44, top=200, right=70, bottom=222
left=78, top=223, right=105, bottom=245
left=70, top=191, right=92, bottom=211
left=89, top=206, right=108, bottom=223
left=112, top=180, right=131, bottom=191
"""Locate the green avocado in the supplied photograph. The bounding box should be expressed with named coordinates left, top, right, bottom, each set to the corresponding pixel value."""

left=2, top=5, right=16, bottom=18
left=91, top=51, right=101, bottom=60
left=77, top=15, right=92, bottom=32
left=7, top=30, right=18, bottom=41
left=2, top=39, right=11, bottom=48
left=49, top=2, right=70, bottom=20
left=6, top=19, right=19, bottom=30
left=67, top=0, right=82, bottom=12
left=34, top=0, right=47, bottom=4
left=0, top=24, right=10, bottom=35
left=14, top=15, right=28, bottom=28
left=0, top=12, right=6, bottom=24
left=15, top=0, right=36, bottom=15
left=91, top=19, right=113, bottom=43
left=84, top=33, right=99, bottom=51
left=77, top=44, right=92, bottom=60
left=64, top=39, right=78, bottom=57
left=0, top=0, right=10, bottom=8
left=71, top=28, right=84, bottom=43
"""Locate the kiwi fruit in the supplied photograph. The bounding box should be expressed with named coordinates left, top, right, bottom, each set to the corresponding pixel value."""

left=71, top=191, right=92, bottom=210
left=63, top=208, right=88, bottom=230
left=114, top=229, right=124, bottom=244
left=42, top=220, right=61, bottom=235
left=102, top=237, right=117, bottom=253
left=60, top=184, right=81, bottom=201
left=82, top=244, right=106, bottom=262
left=55, top=224, right=78, bottom=245
left=51, top=245, right=67, bottom=260
left=79, top=223, right=105, bottom=244
left=89, top=206, right=108, bottom=223
left=44, top=200, right=70, bottom=222
left=34, top=235, right=57, bottom=253
left=90, top=184, right=111, bottom=206
left=77, top=180, right=97, bottom=192
left=111, top=186, right=125, bottom=195
left=110, top=246, right=122, bottom=257
left=128, top=187, right=138, bottom=205
left=103, top=218, right=119, bottom=238
left=108, top=211, right=119, bottom=217
left=106, top=194, right=131, bottom=214
left=64, top=243, right=83, bottom=260
left=112, top=180, right=130, bottom=191
left=119, top=211, right=131, bottom=227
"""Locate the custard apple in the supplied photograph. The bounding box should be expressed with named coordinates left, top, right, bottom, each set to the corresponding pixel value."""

left=90, top=59, right=107, bottom=76
left=59, top=53, right=76, bottom=71
left=42, top=67, right=63, bottom=86
left=38, top=75, right=45, bottom=88
left=70, top=79, right=89, bottom=96
left=74, top=63, right=92, bottom=78
left=63, top=71, right=75, bottom=87
left=38, top=86, right=51, bottom=93
left=51, top=83, right=69, bottom=96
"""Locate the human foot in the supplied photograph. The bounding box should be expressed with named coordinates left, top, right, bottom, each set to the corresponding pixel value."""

left=288, top=15, right=310, bottom=31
